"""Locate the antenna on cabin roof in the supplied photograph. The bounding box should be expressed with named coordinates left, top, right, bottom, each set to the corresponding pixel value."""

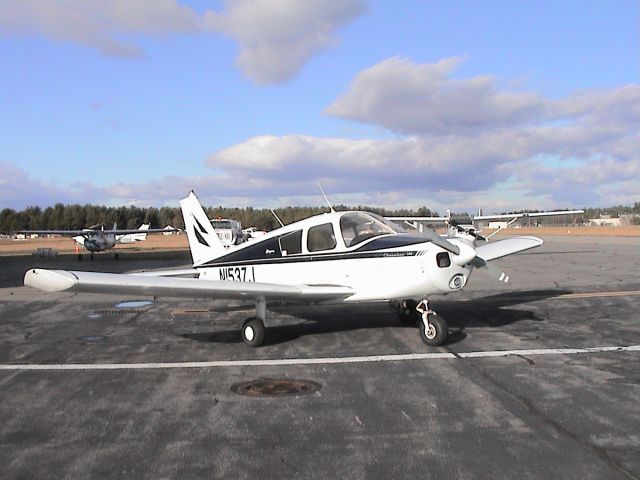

left=270, top=209, right=285, bottom=227
left=317, top=182, right=335, bottom=213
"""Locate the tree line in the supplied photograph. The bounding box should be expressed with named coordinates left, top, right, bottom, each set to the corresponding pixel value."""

left=1, top=202, right=638, bottom=234
left=0, top=204, right=436, bottom=233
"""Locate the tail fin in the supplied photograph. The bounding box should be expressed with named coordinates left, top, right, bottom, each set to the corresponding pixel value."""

left=131, top=223, right=150, bottom=242
left=179, top=191, right=226, bottom=266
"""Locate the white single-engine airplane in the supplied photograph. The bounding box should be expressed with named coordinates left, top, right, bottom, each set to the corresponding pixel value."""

left=25, top=192, right=554, bottom=348
left=20, top=223, right=172, bottom=259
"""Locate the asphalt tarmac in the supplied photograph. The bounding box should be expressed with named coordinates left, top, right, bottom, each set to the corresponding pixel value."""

left=1, top=236, right=639, bottom=479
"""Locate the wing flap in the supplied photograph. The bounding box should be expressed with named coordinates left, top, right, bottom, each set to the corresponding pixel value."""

left=474, top=236, right=543, bottom=262
left=24, top=269, right=353, bottom=301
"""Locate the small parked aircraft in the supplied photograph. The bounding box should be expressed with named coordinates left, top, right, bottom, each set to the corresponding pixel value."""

left=20, top=223, right=173, bottom=259
left=24, top=191, right=559, bottom=348
left=389, top=209, right=584, bottom=240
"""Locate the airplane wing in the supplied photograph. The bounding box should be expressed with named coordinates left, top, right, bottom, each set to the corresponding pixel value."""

left=108, top=227, right=178, bottom=235
left=474, top=236, right=543, bottom=262
left=18, top=227, right=177, bottom=236
left=18, top=229, right=97, bottom=237
left=474, top=210, right=584, bottom=222
left=386, top=216, right=449, bottom=223
left=24, top=269, right=354, bottom=302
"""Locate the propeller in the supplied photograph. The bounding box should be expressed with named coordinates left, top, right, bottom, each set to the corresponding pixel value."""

left=470, top=256, right=510, bottom=283
left=415, top=212, right=512, bottom=284
left=448, top=216, right=486, bottom=241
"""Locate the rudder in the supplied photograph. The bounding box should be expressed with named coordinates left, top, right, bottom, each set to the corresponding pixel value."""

left=179, top=191, right=226, bottom=266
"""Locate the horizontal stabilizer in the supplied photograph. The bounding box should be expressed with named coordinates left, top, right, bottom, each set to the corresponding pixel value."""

left=474, top=236, right=543, bottom=262
left=24, top=269, right=353, bottom=302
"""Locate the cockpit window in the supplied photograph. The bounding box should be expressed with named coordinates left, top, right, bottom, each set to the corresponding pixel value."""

left=307, top=223, right=337, bottom=252
left=340, top=212, right=400, bottom=247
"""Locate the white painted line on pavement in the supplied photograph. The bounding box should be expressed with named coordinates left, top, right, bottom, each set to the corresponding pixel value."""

left=1, top=345, right=639, bottom=371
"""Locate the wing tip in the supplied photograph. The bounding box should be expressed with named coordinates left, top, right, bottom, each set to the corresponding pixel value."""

left=24, top=269, right=77, bottom=292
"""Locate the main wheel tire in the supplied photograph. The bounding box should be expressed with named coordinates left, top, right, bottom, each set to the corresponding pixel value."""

left=419, top=314, right=448, bottom=346
left=398, top=299, right=419, bottom=326
left=241, top=317, right=266, bottom=347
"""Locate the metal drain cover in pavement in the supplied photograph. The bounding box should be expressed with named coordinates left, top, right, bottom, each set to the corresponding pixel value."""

left=231, top=378, right=321, bottom=397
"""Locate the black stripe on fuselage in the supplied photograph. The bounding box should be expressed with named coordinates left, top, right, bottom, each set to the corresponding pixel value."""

left=197, top=234, right=433, bottom=268
left=198, top=249, right=420, bottom=268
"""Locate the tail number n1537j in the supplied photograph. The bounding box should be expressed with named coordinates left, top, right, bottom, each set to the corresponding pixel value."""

left=220, top=266, right=255, bottom=282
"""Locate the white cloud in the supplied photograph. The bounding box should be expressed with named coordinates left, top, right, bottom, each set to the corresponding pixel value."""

left=325, top=57, right=546, bottom=135
left=203, top=0, right=366, bottom=84
left=0, top=162, right=95, bottom=208
left=0, top=0, right=365, bottom=81
left=0, top=0, right=200, bottom=58
left=3, top=53, right=638, bottom=212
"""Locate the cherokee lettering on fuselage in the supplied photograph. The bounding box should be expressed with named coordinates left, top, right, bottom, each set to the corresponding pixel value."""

left=219, top=266, right=256, bottom=282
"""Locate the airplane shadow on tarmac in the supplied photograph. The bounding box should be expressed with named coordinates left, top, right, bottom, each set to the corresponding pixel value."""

left=179, top=289, right=572, bottom=347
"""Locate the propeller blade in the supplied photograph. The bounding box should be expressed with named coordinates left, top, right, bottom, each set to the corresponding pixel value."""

left=470, top=256, right=510, bottom=283
left=420, top=228, right=461, bottom=255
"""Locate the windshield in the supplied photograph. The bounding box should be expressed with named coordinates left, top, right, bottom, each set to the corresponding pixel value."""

left=211, top=220, right=232, bottom=229
left=340, top=212, right=402, bottom=247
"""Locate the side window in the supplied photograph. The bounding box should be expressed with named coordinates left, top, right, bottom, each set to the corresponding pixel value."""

left=307, top=223, right=337, bottom=252
left=436, top=252, right=451, bottom=268
left=279, top=230, right=302, bottom=256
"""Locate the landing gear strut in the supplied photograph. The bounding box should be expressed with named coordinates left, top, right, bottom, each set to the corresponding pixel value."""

left=241, top=297, right=267, bottom=347
left=416, top=300, right=448, bottom=346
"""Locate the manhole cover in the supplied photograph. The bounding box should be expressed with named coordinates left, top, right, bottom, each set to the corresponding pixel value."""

left=79, top=335, right=107, bottom=344
left=231, top=379, right=321, bottom=397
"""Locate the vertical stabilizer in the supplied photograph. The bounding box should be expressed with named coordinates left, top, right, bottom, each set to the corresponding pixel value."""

left=180, top=191, right=226, bottom=266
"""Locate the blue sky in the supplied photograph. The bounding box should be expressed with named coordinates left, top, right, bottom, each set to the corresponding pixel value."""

left=0, top=0, right=638, bottom=212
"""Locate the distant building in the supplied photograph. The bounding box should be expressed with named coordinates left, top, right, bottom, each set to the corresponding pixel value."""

left=488, top=221, right=509, bottom=229
left=163, top=225, right=180, bottom=235
left=589, top=217, right=622, bottom=227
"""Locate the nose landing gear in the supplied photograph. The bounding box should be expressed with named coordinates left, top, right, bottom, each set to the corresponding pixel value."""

left=416, top=299, right=448, bottom=346
left=391, top=299, right=449, bottom=346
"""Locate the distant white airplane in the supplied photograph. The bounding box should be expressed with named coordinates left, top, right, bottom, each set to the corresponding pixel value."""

left=25, top=191, right=553, bottom=348
left=20, top=223, right=173, bottom=259
left=389, top=209, right=584, bottom=240
left=242, top=227, right=267, bottom=241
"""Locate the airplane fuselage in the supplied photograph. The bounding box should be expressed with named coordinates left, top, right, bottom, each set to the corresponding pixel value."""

left=73, top=232, right=116, bottom=252
left=196, top=235, right=473, bottom=302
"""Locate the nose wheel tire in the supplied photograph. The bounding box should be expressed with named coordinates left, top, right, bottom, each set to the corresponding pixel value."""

left=419, top=314, right=448, bottom=346
left=242, top=317, right=266, bottom=347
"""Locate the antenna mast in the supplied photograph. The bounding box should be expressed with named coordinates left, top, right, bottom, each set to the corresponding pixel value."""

left=317, top=182, right=335, bottom=212
left=270, top=209, right=285, bottom=228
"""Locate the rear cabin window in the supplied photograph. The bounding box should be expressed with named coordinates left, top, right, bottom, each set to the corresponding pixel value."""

left=307, top=223, right=337, bottom=252
left=279, top=230, right=302, bottom=256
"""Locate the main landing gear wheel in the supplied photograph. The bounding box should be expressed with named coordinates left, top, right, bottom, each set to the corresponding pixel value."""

left=396, top=299, right=419, bottom=326
left=242, top=317, right=266, bottom=348
left=416, top=300, right=448, bottom=346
